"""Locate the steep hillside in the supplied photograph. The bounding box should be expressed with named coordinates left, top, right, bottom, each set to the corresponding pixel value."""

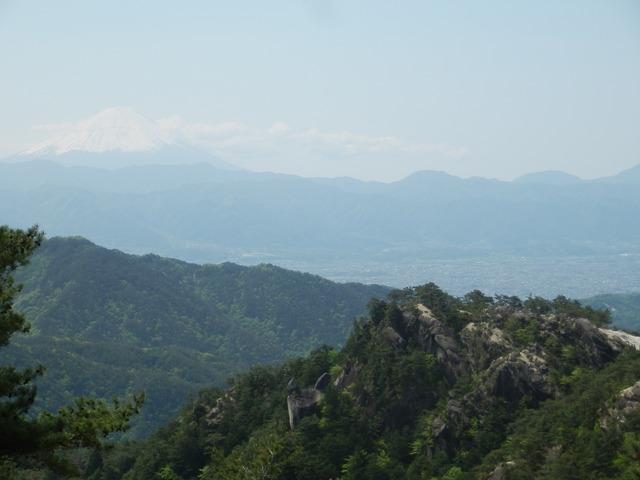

left=92, top=284, right=640, bottom=479
left=8, top=237, right=389, bottom=436
left=582, top=292, right=640, bottom=331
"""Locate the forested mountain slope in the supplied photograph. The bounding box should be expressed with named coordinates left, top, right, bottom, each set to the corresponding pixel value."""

left=7, top=237, right=389, bottom=436
left=90, top=284, right=640, bottom=479
left=582, top=292, right=640, bottom=331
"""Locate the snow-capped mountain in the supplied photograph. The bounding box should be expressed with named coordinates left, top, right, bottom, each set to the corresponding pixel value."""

left=18, top=107, right=238, bottom=170
left=24, top=107, right=175, bottom=155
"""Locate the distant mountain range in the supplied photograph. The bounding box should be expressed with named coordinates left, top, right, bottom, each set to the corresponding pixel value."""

left=9, top=236, right=388, bottom=436
left=4, top=158, right=639, bottom=192
left=513, top=170, right=582, bottom=185
left=2, top=108, right=639, bottom=295
left=2, top=160, right=639, bottom=253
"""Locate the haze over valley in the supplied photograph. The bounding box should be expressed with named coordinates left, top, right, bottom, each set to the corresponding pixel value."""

left=2, top=108, right=639, bottom=297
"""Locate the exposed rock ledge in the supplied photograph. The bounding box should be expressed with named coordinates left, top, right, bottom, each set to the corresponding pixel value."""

left=287, top=373, right=332, bottom=429
left=599, top=328, right=640, bottom=351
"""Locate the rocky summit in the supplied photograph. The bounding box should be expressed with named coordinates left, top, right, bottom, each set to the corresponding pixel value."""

left=93, top=283, right=640, bottom=480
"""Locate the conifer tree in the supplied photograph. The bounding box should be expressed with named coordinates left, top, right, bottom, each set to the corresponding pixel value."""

left=0, top=225, right=143, bottom=476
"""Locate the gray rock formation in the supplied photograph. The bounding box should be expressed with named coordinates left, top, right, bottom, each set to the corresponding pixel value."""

left=418, top=307, right=640, bottom=455
left=287, top=372, right=332, bottom=429
left=600, top=380, right=640, bottom=430
left=314, top=372, right=331, bottom=391
left=485, top=349, right=553, bottom=403
left=403, top=303, right=464, bottom=380
left=382, top=326, right=405, bottom=349
left=334, top=363, right=359, bottom=390
left=283, top=300, right=640, bottom=442
left=205, top=388, right=236, bottom=426
left=287, top=388, right=323, bottom=430
left=460, top=322, right=512, bottom=371
left=486, top=461, right=516, bottom=480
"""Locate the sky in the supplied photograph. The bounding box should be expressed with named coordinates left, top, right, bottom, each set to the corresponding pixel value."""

left=1, top=0, right=639, bottom=181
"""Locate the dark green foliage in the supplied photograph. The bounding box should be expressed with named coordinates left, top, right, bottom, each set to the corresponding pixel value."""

left=0, top=225, right=43, bottom=345
left=89, top=285, right=640, bottom=480
left=473, top=351, right=640, bottom=479
left=7, top=236, right=389, bottom=436
left=551, top=295, right=611, bottom=326
left=343, top=303, right=444, bottom=430
left=388, top=283, right=470, bottom=332
left=0, top=226, right=142, bottom=477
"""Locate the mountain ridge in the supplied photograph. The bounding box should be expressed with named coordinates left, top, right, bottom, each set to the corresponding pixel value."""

left=90, top=283, right=640, bottom=480
left=9, top=236, right=390, bottom=436
left=2, top=158, right=640, bottom=193
left=513, top=170, right=582, bottom=185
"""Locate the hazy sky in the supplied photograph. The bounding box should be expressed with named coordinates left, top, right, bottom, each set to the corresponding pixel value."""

left=1, top=0, right=639, bottom=180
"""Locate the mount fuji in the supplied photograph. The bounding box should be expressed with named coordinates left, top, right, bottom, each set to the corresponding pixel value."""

left=13, top=107, right=238, bottom=170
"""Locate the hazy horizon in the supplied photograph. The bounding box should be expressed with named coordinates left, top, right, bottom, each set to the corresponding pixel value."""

left=2, top=1, right=639, bottom=181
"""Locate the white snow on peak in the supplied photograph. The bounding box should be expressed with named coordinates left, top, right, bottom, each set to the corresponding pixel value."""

left=23, top=107, right=176, bottom=156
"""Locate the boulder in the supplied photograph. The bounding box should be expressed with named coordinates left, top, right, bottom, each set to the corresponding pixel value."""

left=287, top=388, right=322, bottom=430
left=382, top=326, right=405, bottom=349
left=460, top=322, right=512, bottom=370
left=314, top=372, right=332, bottom=391
left=486, top=461, right=516, bottom=480
left=287, top=372, right=334, bottom=429
left=334, top=363, right=359, bottom=390
left=485, top=350, right=553, bottom=403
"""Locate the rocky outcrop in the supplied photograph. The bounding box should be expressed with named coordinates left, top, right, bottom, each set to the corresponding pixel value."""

left=333, top=363, right=359, bottom=390
left=204, top=388, right=236, bottom=426
left=284, top=298, right=640, bottom=443
left=314, top=372, right=331, bottom=390
left=485, top=349, right=553, bottom=403
left=287, top=388, right=322, bottom=430
left=485, top=461, right=516, bottom=480
left=287, top=372, right=332, bottom=429
left=460, top=322, right=512, bottom=370
left=382, top=326, right=405, bottom=349
left=600, top=328, right=640, bottom=351
left=600, top=380, right=640, bottom=430
left=428, top=348, right=553, bottom=456
left=403, top=303, right=464, bottom=380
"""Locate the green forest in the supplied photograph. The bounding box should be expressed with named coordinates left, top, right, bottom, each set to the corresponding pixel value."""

left=2, top=227, right=640, bottom=479
left=7, top=236, right=388, bottom=436
left=3, top=3, right=639, bottom=478
left=83, top=285, right=640, bottom=480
